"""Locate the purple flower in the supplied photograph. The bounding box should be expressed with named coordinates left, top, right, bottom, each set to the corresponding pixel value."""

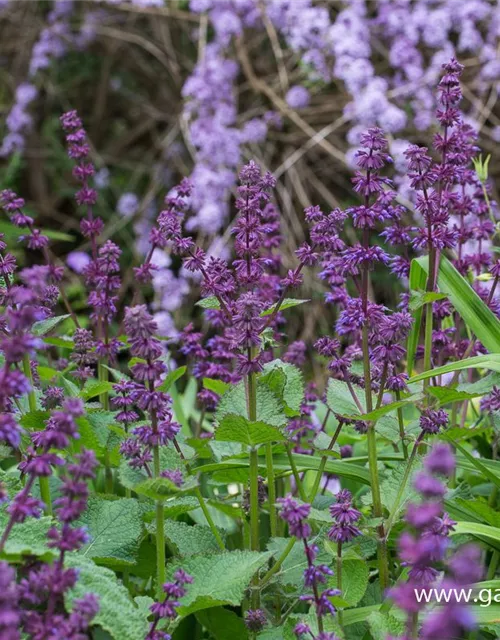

left=244, top=609, right=267, bottom=632
left=66, top=251, right=91, bottom=273
left=0, top=562, right=20, bottom=639
left=419, top=408, right=449, bottom=434
left=117, top=192, right=139, bottom=218
left=285, top=86, right=311, bottom=109
left=147, top=571, right=193, bottom=638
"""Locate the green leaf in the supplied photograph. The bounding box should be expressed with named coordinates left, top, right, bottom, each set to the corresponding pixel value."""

left=367, top=611, right=406, bottom=640
left=362, top=461, right=420, bottom=517
left=261, top=359, right=304, bottom=414
left=326, top=379, right=408, bottom=434
left=32, top=314, right=70, bottom=336
left=415, top=255, right=500, bottom=352
left=58, top=374, right=80, bottom=397
left=196, top=608, right=248, bottom=640
left=427, top=386, right=482, bottom=404
left=133, top=474, right=198, bottom=501
left=158, top=366, right=187, bottom=392
left=45, top=229, right=74, bottom=242
left=196, top=453, right=372, bottom=485
left=78, top=497, right=143, bottom=565
left=409, top=354, right=500, bottom=384
left=162, top=496, right=200, bottom=519
left=85, top=411, right=119, bottom=449
left=173, top=550, right=272, bottom=616
left=82, top=379, right=114, bottom=400
left=266, top=537, right=331, bottom=589
left=37, top=366, right=58, bottom=382
left=261, top=298, right=309, bottom=316
left=19, top=410, right=50, bottom=431
left=44, top=336, right=74, bottom=349
left=0, top=511, right=53, bottom=559
left=64, top=555, right=149, bottom=640
left=407, top=258, right=429, bottom=376
left=408, top=290, right=447, bottom=313
left=332, top=558, right=369, bottom=607
left=215, top=414, right=286, bottom=447
left=203, top=378, right=230, bottom=396
left=459, top=372, right=500, bottom=395
left=446, top=438, right=500, bottom=489
left=326, top=378, right=363, bottom=416
left=216, top=381, right=287, bottom=427
left=161, top=520, right=225, bottom=557
left=452, top=521, right=500, bottom=544
left=196, top=296, right=220, bottom=309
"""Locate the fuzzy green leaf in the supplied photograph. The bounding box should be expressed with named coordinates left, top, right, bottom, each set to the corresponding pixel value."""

left=64, top=555, right=149, bottom=640
left=78, top=497, right=143, bottom=565
left=174, top=550, right=272, bottom=616
left=215, top=414, right=286, bottom=447
left=0, top=511, right=53, bottom=559
left=216, top=381, right=287, bottom=427
left=32, top=314, right=70, bottom=336
left=261, top=359, right=304, bottom=414
left=331, top=558, right=369, bottom=607
left=161, top=520, right=224, bottom=556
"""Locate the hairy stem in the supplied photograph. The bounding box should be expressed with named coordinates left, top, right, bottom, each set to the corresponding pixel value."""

left=23, top=354, right=52, bottom=516
left=249, top=447, right=261, bottom=608
left=385, top=432, right=423, bottom=536
left=172, top=438, right=225, bottom=551
left=98, top=361, right=113, bottom=493
left=286, top=444, right=307, bottom=502
left=395, top=390, right=409, bottom=460
left=153, top=444, right=166, bottom=599
left=337, top=542, right=343, bottom=628
left=266, top=442, right=278, bottom=537
left=308, top=420, right=343, bottom=503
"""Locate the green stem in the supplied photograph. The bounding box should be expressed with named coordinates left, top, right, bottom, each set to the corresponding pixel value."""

left=362, top=324, right=388, bottom=589
left=266, top=443, right=278, bottom=537
left=385, top=433, right=423, bottom=536
left=487, top=550, right=499, bottom=580
left=286, top=444, right=307, bottom=502
left=423, top=301, right=434, bottom=391
left=308, top=420, right=343, bottom=503
left=337, top=542, right=343, bottom=628
left=98, top=361, right=113, bottom=493
left=194, top=486, right=225, bottom=550
left=23, top=355, right=53, bottom=516
left=260, top=537, right=295, bottom=587
left=249, top=446, right=260, bottom=608
left=249, top=448, right=260, bottom=552
left=395, top=390, right=409, bottom=460
left=171, top=438, right=225, bottom=551
left=153, top=445, right=166, bottom=598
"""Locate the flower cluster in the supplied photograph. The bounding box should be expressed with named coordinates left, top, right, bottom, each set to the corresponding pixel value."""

left=146, top=569, right=193, bottom=640
left=328, top=489, right=361, bottom=544
left=277, top=496, right=340, bottom=635
left=119, top=305, right=180, bottom=474
left=389, top=443, right=481, bottom=639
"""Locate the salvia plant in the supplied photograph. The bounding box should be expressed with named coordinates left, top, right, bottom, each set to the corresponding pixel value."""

left=1, top=56, right=500, bottom=640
